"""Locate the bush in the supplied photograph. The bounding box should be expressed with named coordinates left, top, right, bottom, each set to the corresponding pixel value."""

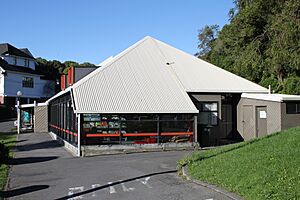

left=0, top=142, right=9, bottom=165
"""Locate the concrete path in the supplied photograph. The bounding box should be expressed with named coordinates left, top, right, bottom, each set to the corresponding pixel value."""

left=5, top=133, right=234, bottom=200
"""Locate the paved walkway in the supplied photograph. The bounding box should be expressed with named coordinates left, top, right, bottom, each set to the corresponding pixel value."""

left=5, top=133, right=235, bottom=200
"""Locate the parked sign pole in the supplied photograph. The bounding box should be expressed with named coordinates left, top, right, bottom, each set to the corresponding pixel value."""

left=17, top=100, right=20, bottom=134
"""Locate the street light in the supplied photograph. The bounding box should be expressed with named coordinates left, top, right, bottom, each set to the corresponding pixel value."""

left=17, top=91, right=22, bottom=134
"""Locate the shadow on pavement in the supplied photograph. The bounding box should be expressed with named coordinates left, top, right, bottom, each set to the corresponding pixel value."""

left=4, top=139, right=27, bottom=145
left=15, top=140, right=62, bottom=151
left=8, top=156, right=58, bottom=165
left=0, top=185, right=49, bottom=198
left=55, top=169, right=177, bottom=200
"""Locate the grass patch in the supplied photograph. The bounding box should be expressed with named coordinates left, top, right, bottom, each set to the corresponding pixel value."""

left=179, top=127, right=300, bottom=200
left=0, top=133, right=16, bottom=192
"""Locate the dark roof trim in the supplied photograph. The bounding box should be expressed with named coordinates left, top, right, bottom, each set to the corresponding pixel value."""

left=0, top=58, right=42, bottom=75
left=0, top=43, right=34, bottom=59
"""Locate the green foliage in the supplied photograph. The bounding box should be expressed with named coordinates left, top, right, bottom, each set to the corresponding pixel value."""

left=197, top=0, right=300, bottom=94
left=181, top=127, right=300, bottom=200
left=79, top=62, right=96, bottom=67
left=64, top=61, right=79, bottom=68
left=36, top=58, right=96, bottom=76
left=259, top=74, right=280, bottom=93
left=196, top=25, right=219, bottom=59
left=282, top=75, right=300, bottom=95
left=0, top=133, right=16, bottom=191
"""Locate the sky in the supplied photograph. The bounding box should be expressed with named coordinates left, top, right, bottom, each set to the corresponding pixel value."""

left=1, top=0, right=234, bottom=65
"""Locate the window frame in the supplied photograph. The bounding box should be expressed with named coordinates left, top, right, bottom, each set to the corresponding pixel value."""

left=197, top=102, right=219, bottom=126
left=286, top=102, right=300, bottom=114
left=22, top=77, right=34, bottom=88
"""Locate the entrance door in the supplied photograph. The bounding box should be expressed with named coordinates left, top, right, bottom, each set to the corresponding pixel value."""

left=256, top=106, right=267, bottom=137
left=242, top=105, right=255, bottom=140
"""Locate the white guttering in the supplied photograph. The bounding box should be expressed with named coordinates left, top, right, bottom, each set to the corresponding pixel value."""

left=242, top=93, right=300, bottom=102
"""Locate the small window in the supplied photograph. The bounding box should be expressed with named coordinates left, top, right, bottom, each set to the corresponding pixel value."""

left=25, top=59, right=29, bottom=67
left=198, top=102, right=218, bottom=126
left=286, top=102, right=300, bottom=114
left=22, top=77, right=34, bottom=88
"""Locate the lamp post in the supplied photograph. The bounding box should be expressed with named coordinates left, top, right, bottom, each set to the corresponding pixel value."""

left=17, top=91, right=22, bottom=134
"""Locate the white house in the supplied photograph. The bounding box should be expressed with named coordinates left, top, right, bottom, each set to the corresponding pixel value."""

left=0, top=43, right=55, bottom=118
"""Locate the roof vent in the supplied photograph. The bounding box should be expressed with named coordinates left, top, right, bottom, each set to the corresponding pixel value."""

left=166, top=62, right=175, bottom=65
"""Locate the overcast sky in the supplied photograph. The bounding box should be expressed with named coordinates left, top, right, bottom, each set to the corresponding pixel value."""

left=1, top=0, right=234, bottom=64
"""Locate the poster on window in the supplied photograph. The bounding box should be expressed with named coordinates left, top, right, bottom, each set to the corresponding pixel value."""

left=259, top=111, right=267, bottom=118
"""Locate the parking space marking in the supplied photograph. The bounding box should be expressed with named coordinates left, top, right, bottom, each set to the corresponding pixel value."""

left=91, top=184, right=101, bottom=197
left=67, top=176, right=153, bottom=198
left=136, top=177, right=152, bottom=188
left=107, top=182, right=117, bottom=194
left=121, top=182, right=135, bottom=192
left=68, top=186, right=84, bottom=199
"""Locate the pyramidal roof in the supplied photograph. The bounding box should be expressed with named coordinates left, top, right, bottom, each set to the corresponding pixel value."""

left=72, top=36, right=198, bottom=113
left=69, top=36, right=267, bottom=113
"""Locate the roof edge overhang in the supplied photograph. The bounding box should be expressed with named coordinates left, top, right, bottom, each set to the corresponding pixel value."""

left=5, top=69, right=44, bottom=76
left=46, top=87, right=72, bottom=103
left=186, top=89, right=269, bottom=93
left=74, top=110, right=199, bottom=114
left=242, top=93, right=300, bottom=102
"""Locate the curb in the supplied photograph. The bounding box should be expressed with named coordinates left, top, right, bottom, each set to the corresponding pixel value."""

left=181, top=166, right=243, bottom=200
left=4, top=133, right=19, bottom=199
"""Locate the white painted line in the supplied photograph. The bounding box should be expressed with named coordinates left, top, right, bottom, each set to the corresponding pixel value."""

left=107, top=182, right=117, bottom=194
left=121, top=182, right=135, bottom=192
left=68, top=186, right=84, bottom=199
left=136, top=177, right=152, bottom=188
left=91, top=184, right=101, bottom=197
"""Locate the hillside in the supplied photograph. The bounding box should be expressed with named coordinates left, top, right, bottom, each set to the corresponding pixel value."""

left=180, top=127, right=300, bottom=200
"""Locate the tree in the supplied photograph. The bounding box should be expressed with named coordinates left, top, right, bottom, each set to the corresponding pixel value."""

left=196, top=25, right=219, bottom=60
left=80, top=62, right=96, bottom=67
left=197, top=0, right=300, bottom=94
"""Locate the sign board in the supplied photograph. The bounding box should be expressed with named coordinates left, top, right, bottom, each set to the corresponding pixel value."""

left=259, top=110, right=267, bottom=119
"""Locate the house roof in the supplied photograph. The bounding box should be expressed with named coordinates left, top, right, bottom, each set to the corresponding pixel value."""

left=153, top=38, right=268, bottom=93
left=0, top=58, right=42, bottom=75
left=72, top=36, right=198, bottom=114
left=242, top=93, right=300, bottom=102
left=19, top=48, right=34, bottom=58
left=49, top=36, right=268, bottom=114
left=0, top=43, right=34, bottom=59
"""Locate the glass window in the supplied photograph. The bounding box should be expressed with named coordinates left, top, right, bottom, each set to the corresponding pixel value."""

left=198, top=102, right=219, bottom=126
left=22, top=77, right=34, bottom=88
left=286, top=102, right=300, bottom=114
left=25, top=59, right=29, bottom=67
left=201, top=103, right=218, bottom=111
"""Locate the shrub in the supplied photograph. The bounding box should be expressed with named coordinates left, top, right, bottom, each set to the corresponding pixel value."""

left=0, top=142, right=9, bottom=165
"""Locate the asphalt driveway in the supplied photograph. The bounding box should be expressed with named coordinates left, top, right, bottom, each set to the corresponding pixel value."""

left=5, top=133, right=233, bottom=200
left=0, top=119, right=15, bottom=133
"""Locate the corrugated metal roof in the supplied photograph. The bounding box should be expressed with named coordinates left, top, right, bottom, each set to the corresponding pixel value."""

left=154, top=38, right=269, bottom=93
left=242, top=93, right=300, bottom=102
left=72, top=36, right=198, bottom=113
left=50, top=36, right=269, bottom=113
